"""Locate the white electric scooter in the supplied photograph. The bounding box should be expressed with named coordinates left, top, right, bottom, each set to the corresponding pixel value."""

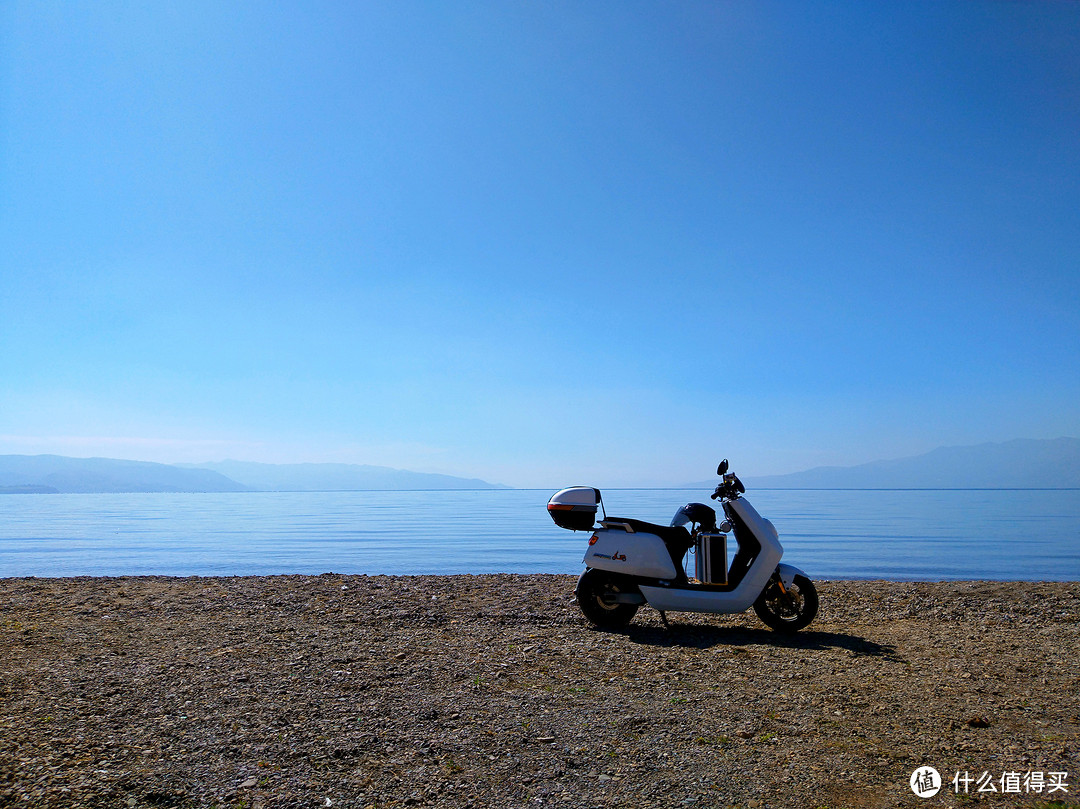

left=547, top=460, right=818, bottom=632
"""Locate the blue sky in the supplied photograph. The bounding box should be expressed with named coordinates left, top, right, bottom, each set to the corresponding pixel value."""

left=2, top=1, right=1078, bottom=487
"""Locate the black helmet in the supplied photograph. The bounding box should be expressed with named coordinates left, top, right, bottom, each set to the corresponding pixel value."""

left=671, top=502, right=717, bottom=531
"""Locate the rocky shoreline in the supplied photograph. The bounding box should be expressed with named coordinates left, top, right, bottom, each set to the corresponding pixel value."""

left=1, top=575, right=1077, bottom=808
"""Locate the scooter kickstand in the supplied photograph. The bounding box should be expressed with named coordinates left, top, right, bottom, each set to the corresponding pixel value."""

left=659, top=610, right=670, bottom=629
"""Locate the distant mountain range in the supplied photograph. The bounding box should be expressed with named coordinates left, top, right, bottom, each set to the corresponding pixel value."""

left=180, top=460, right=508, bottom=492
left=3, top=437, right=1076, bottom=493
left=735, top=437, right=1080, bottom=489
left=0, top=455, right=507, bottom=494
left=0, top=455, right=247, bottom=494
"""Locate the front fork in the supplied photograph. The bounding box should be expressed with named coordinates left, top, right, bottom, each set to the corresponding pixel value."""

left=772, top=569, right=789, bottom=596
left=763, top=569, right=796, bottom=612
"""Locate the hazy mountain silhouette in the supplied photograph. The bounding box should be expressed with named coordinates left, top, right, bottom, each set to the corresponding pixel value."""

left=731, top=438, right=1080, bottom=489
left=184, top=460, right=508, bottom=491
left=0, top=455, right=507, bottom=493
left=0, top=455, right=248, bottom=493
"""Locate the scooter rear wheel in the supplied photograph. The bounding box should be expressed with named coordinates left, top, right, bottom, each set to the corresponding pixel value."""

left=575, top=569, right=639, bottom=629
left=754, top=573, right=818, bottom=632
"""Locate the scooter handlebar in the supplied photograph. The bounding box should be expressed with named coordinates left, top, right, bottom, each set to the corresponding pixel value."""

left=710, top=474, right=745, bottom=499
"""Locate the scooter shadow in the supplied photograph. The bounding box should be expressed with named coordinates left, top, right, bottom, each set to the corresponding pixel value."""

left=617, top=622, right=900, bottom=659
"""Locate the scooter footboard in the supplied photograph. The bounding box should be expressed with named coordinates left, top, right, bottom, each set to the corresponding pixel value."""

left=638, top=539, right=782, bottom=614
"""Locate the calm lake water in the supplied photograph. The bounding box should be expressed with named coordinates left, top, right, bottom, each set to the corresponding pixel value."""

left=1, top=488, right=1078, bottom=580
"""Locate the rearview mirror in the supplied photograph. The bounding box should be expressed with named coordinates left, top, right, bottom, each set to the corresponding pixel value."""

left=717, top=459, right=729, bottom=476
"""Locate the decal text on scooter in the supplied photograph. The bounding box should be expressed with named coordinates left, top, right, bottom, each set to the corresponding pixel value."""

left=591, top=550, right=627, bottom=562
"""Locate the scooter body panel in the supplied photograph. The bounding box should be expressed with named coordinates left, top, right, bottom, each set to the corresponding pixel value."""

left=727, top=497, right=781, bottom=550
left=583, top=528, right=679, bottom=580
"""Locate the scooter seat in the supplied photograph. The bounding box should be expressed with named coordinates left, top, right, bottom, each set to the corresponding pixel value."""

left=606, top=518, right=690, bottom=547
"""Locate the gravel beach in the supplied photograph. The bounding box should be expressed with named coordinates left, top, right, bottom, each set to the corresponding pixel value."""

left=1, top=575, right=1077, bottom=808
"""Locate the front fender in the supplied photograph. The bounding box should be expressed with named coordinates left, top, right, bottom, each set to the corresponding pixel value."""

left=777, top=563, right=808, bottom=588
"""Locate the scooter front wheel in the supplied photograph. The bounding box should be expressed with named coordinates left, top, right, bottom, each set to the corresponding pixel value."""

left=754, top=573, right=819, bottom=632
left=575, top=569, right=640, bottom=629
